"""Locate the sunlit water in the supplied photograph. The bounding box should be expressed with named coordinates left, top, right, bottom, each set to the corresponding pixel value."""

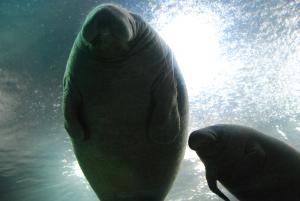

left=0, top=0, right=299, bottom=201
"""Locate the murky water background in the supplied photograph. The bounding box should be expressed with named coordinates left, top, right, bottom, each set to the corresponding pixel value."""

left=0, top=0, right=299, bottom=200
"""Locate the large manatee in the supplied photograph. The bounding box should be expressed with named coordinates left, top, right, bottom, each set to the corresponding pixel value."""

left=189, top=124, right=300, bottom=201
left=62, top=4, right=188, bottom=201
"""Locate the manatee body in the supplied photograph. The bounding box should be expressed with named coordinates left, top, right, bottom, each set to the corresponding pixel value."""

left=62, top=4, right=188, bottom=201
left=188, top=124, right=300, bottom=201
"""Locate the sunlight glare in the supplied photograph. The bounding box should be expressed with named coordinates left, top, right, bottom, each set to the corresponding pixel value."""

left=72, top=160, right=85, bottom=178
left=158, top=13, right=231, bottom=95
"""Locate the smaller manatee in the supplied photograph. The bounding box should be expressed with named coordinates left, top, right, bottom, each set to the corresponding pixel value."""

left=188, top=124, right=300, bottom=201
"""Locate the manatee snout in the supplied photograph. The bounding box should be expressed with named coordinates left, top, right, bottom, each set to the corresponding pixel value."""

left=81, top=4, right=135, bottom=57
left=188, top=129, right=217, bottom=151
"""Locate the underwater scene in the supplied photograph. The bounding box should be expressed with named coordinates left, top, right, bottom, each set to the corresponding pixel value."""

left=0, top=0, right=299, bottom=200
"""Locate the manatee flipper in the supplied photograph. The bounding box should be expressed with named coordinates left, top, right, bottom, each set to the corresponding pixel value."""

left=147, top=56, right=180, bottom=144
left=63, top=76, right=85, bottom=141
left=206, top=167, right=230, bottom=201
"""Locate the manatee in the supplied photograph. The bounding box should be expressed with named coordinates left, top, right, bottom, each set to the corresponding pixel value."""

left=188, top=124, right=300, bottom=201
left=62, top=4, right=188, bottom=201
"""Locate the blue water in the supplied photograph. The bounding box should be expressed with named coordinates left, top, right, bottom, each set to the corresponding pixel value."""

left=0, top=0, right=299, bottom=200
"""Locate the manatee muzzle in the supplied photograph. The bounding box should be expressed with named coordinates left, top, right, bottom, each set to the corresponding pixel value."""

left=188, top=129, right=217, bottom=150
left=81, top=4, right=135, bottom=58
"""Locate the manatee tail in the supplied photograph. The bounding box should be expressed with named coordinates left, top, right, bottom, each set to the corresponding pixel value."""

left=206, top=168, right=230, bottom=201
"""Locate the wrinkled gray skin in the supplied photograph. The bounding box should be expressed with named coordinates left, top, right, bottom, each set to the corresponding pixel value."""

left=189, top=124, right=300, bottom=201
left=63, top=4, right=188, bottom=201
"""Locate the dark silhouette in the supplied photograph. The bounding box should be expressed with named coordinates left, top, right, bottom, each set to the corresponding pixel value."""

left=63, top=4, right=189, bottom=201
left=189, top=124, right=300, bottom=201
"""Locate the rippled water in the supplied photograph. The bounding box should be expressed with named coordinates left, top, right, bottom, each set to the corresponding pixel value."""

left=0, top=0, right=299, bottom=201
